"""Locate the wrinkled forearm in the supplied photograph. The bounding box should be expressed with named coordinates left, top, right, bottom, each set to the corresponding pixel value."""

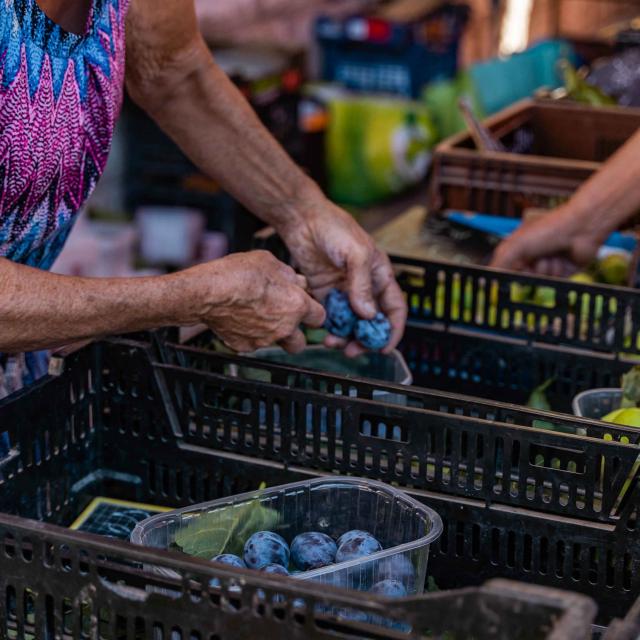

left=126, top=26, right=324, bottom=234
left=0, top=259, right=198, bottom=352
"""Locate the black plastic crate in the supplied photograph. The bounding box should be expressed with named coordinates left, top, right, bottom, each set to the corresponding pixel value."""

left=160, top=338, right=640, bottom=518
left=253, top=230, right=640, bottom=358
left=605, top=595, right=640, bottom=639
left=0, top=513, right=595, bottom=640
left=0, top=341, right=599, bottom=639
left=399, top=323, right=635, bottom=415
left=120, top=338, right=640, bottom=624
left=170, top=338, right=637, bottom=443
left=393, top=255, right=640, bottom=357
left=252, top=232, right=640, bottom=411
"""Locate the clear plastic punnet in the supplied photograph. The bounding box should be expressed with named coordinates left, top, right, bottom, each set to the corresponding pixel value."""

left=131, top=476, right=442, bottom=596
left=573, top=388, right=623, bottom=420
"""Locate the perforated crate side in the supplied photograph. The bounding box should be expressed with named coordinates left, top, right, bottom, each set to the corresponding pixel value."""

left=0, top=345, right=622, bottom=628
left=400, top=324, right=632, bottom=414
left=0, top=512, right=595, bottom=640
left=131, top=447, right=631, bottom=628
left=167, top=340, right=640, bottom=445
left=394, top=255, right=640, bottom=356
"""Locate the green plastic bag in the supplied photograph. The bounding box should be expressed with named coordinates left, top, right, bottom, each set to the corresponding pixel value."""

left=423, top=70, right=484, bottom=139
left=326, top=96, right=437, bottom=206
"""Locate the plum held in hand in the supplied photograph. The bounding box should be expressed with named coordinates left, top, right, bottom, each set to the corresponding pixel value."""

left=324, top=289, right=358, bottom=338
left=291, top=532, right=337, bottom=570
left=355, top=313, right=391, bottom=351
left=211, top=554, right=246, bottom=569
left=243, top=531, right=290, bottom=570
left=261, top=563, right=290, bottom=576
left=336, top=531, right=382, bottom=563
left=370, top=579, right=408, bottom=598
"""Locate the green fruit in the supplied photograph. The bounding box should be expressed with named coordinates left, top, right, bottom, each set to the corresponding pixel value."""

left=532, top=287, right=555, bottom=308
left=527, top=379, right=554, bottom=412
left=621, top=365, right=640, bottom=408
left=562, top=60, right=617, bottom=106
left=570, top=272, right=595, bottom=284
left=602, top=408, right=640, bottom=428
left=511, top=283, right=532, bottom=303
left=598, top=254, right=630, bottom=286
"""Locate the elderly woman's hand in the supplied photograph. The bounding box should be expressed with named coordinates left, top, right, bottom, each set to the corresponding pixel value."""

left=186, top=251, right=326, bottom=354
left=279, top=197, right=408, bottom=357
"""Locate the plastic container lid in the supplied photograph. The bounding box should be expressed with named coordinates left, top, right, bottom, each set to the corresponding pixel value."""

left=250, top=345, right=412, bottom=385
left=572, top=388, right=623, bottom=420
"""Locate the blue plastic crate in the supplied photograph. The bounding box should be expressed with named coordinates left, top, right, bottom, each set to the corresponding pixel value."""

left=470, top=39, right=578, bottom=115
left=316, top=3, right=469, bottom=98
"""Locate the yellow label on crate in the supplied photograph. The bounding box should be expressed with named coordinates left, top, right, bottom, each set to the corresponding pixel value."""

left=70, top=497, right=172, bottom=539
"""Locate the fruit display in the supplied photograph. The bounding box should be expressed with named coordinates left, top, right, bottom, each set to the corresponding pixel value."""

left=200, top=525, right=414, bottom=598
left=261, top=563, right=290, bottom=576
left=174, top=513, right=417, bottom=597
left=169, top=486, right=420, bottom=595
left=354, top=313, right=393, bottom=351
left=290, top=532, right=337, bottom=570
left=134, top=478, right=441, bottom=606
left=591, top=253, right=631, bottom=287
left=211, top=553, right=245, bottom=568
left=243, top=531, right=290, bottom=569
left=370, top=579, right=408, bottom=598
left=561, top=60, right=617, bottom=107
left=601, top=366, right=640, bottom=427
left=324, top=288, right=392, bottom=351
left=323, top=288, right=357, bottom=338
left=509, top=253, right=631, bottom=310
left=335, top=530, right=383, bottom=562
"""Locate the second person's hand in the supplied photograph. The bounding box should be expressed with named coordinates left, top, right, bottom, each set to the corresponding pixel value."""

left=181, top=250, right=326, bottom=354
left=490, top=205, right=605, bottom=276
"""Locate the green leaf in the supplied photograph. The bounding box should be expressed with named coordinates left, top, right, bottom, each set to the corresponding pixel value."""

left=427, top=576, right=440, bottom=593
left=527, top=378, right=555, bottom=413
left=174, top=488, right=280, bottom=559
left=228, top=500, right=280, bottom=557
left=621, top=366, right=640, bottom=408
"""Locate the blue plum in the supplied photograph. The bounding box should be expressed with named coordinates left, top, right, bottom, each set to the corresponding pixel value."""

left=243, top=531, right=290, bottom=570
left=336, top=529, right=368, bottom=549
left=291, top=532, right=337, bottom=570
left=355, top=313, right=391, bottom=351
left=334, top=608, right=369, bottom=623
left=324, top=289, right=358, bottom=338
left=377, top=555, right=416, bottom=590
left=261, top=563, right=290, bottom=576
left=211, top=554, right=246, bottom=569
left=370, top=579, right=408, bottom=598
left=336, top=531, right=382, bottom=563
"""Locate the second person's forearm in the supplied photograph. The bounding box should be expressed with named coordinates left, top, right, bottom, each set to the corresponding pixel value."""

left=566, top=128, right=640, bottom=241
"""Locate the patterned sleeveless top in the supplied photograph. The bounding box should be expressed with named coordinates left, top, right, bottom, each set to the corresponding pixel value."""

left=0, top=0, right=130, bottom=270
